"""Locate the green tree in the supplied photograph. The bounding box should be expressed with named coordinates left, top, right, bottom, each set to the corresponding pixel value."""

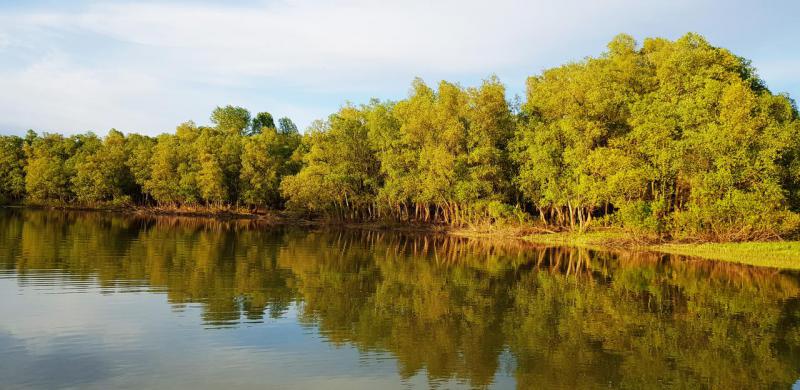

left=511, top=33, right=800, bottom=237
left=0, top=136, right=26, bottom=203
left=145, top=132, right=186, bottom=205
left=281, top=107, right=381, bottom=219
left=5, top=32, right=800, bottom=240
left=211, top=105, right=251, bottom=135
left=23, top=133, right=84, bottom=202
left=125, top=133, right=156, bottom=203
left=251, top=112, right=276, bottom=135
left=240, top=127, right=301, bottom=208
left=277, top=117, right=299, bottom=135
left=72, top=129, right=136, bottom=204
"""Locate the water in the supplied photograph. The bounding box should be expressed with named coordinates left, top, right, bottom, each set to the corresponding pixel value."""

left=1, top=208, right=799, bottom=389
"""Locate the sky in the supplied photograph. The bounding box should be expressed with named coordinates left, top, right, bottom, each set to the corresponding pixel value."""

left=0, top=0, right=798, bottom=136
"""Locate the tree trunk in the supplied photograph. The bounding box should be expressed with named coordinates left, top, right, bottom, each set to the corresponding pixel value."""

left=567, top=201, right=575, bottom=230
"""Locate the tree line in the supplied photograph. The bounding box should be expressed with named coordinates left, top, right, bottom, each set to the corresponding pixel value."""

left=1, top=33, right=799, bottom=239
left=0, top=108, right=302, bottom=210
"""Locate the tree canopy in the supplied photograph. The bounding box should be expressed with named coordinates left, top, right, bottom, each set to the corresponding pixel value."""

left=2, top=33, right=799, bottom=240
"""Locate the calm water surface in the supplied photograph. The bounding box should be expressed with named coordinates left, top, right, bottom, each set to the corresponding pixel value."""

left=1, top=209, right=800, bottom=389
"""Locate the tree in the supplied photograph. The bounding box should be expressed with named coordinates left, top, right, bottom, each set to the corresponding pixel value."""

left=460, top=76, right=517, bottom=221
left=281, top=107, right=381, bottom=219
left=511, top=33, right=800, bottom=238
left=240, top=127, right=302, bottom=208
left=278, top=117, right=299, bottom=135
left=145, top=133, right=185, bottom=205
left=125, top=133, right=156, bottom=203
left=23, top=133, right=83, bottom=202
left=196, top=151, right=227, bottom=205
left=72, top=129, right=136, bottom=204
left=211, top=105, right=251, bottom=135
left=0, top=135, right=26, bottom=203
left=251, top=112, right=276, bottom=135
left=5, top=32, right=800, bottom=239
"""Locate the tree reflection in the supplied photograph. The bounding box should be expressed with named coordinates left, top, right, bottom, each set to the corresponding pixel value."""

left=1, top=208, right=800, bottom=388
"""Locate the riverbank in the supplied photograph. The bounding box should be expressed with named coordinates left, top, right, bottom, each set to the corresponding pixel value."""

left=5, top=204, right=800, bottom=270
left=8, top=203, right=283, bottom=221
left=344, top=222, right=800, bottom=270
left=523, top=230, right=800, bottom=270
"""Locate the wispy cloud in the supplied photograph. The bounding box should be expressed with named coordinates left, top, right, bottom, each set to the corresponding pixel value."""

left=0, top=0, right=798, bottom=135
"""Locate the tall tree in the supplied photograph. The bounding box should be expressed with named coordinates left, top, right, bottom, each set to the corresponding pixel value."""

left=0, top=135, right=26, bottom=203
left=278, top=117, right=299, bottom=135
left=281, top=107, right=381, bottom=219
left=125, top=133, right=156, bottom=203
left=211, top=105, right=251, bottom=135
left=72, top=129, right=136, bottom=204
left=23, top=133, right=84, bottom=202
left=240, top=127, right=302, bottom=208
left=251, top=112, right=276, bottom=135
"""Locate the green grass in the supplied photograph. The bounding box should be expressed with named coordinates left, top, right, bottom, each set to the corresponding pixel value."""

left=523, top=230, right=632, bottom=247
left=652, top=242, right=800, bottom=270
left=523, top=229, right=800, bottom=270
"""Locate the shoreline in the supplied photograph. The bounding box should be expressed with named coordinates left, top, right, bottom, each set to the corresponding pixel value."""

left=5, top=204, right=800, bottom=270
left=522, top=230, right=800, bottom=271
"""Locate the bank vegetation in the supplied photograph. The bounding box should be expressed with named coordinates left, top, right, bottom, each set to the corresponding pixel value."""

left=1, top=33, right=799, bottom=242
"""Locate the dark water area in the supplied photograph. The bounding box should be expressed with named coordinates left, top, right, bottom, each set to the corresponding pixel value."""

left=1, top=208, right=800, bottom=389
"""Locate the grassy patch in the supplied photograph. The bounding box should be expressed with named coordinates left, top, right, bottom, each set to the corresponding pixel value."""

left=523, top=229, right=632, bottom=247
left=524, top=229, right=800, bottom=270
left=652, top=242, right=800, bottom=270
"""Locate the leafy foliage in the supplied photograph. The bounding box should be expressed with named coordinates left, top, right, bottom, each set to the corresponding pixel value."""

left=2, top=33, right=799, bottom=239
left=0, top=135, right=26, bottom=203
left=511, top=33, right=800, bottom=239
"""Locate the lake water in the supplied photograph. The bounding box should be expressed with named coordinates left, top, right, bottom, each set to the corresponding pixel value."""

left=1, top=208, right=800, bottom=389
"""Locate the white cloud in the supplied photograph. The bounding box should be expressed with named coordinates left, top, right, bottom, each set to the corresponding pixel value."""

left=16, top=0, right=582, bottom=82
left=0, top=0, right=797, bottom=134
left=0, top=54, right=164, bottom=133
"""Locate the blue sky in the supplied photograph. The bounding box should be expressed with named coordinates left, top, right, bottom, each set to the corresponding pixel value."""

left=0, top=0, right=798, bottom=136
